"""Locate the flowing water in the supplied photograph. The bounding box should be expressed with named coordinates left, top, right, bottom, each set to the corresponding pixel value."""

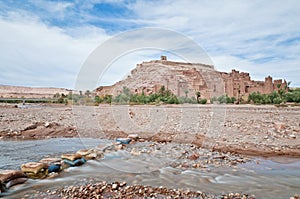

left=0, top=138, right=299, bottom=199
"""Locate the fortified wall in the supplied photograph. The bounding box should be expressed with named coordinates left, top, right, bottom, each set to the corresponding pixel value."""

left=220, top=70, right=287, bottom=99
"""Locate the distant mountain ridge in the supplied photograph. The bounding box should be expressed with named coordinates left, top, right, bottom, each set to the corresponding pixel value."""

left=0, top=85, right=71, bottom=98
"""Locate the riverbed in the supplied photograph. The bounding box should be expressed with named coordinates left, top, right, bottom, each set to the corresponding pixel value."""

left=1, top=138, right=299, bottom=199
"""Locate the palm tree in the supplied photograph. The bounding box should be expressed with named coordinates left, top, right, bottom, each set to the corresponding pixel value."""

left=184, top=90, right=189, bottom=98
left=195, top=91, right=201, bottom=103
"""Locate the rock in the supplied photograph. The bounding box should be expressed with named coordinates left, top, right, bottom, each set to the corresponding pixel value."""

left=128, top=110, right=135, bottom=118
left=274, top=147, right=281, bottom=151
left=189, top=153, right=200, bottom=160
left=112, top=183, right=118, bottom=190
left=274, top=122, right=286, bottom=132
left=289, top=134, right=296, bottom=139
left=114, top=144, right=123, bottom=150
left=44, top=122, right=50, bottom=128
left=130, top=148, right=140, bottom=156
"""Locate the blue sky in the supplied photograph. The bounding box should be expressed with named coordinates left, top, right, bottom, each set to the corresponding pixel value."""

left=0, top=0, right=300, bottom=88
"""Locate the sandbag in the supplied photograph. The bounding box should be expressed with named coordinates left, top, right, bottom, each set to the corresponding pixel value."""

left=25, top=170, right=48, bottom=179
left=47, top=164, right=61, bottom=173
left=116, top=138, right=131, bottom=144
left=4, top=177, right=27, bottom=189
left=61, top=153, right=82, bottom=161
left=0, top=170, right=26, bottom=183
left=76, top=149, right=101, bottom=160
left=0, top=170, right=27, bottom=192
left=21, top=162, right=48, bottom=179
left=39, top=158, right=61, bottom=165
left=39, top=158, right=61, bottom=173
left=62, top=158, right=86, bottom=167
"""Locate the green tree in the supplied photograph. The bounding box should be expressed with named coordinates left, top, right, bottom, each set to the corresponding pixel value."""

left=53, top=93, right=60, bottom=98
left=85, top=90, right=91, bottom=98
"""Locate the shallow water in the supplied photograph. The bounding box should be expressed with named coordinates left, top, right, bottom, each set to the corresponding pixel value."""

left=0, top=138, right=299, bottom=199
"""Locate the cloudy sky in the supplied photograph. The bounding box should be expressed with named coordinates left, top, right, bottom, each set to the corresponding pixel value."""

left=0, top=0, right=299, bottom=88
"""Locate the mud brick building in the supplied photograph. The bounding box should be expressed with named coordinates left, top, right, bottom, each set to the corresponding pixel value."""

left=96, top=56, right=287, bottom=101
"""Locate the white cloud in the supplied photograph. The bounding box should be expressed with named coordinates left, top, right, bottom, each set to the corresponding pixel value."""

left=28, top=0, right=74, bottom=19
left=128, top=0, right=300, bottom=86
left=0, top=0, right=299, bottom=88
left=0, top=12, right=109, bottom=88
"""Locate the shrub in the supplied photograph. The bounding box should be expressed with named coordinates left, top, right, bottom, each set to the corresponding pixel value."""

left=199, top=99, right=207, bottom=104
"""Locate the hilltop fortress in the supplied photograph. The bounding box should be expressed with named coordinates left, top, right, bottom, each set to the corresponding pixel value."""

left=96, top=56, right=287, bottom=101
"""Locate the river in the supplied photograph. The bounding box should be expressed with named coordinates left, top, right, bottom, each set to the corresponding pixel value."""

left=0, top=138, right=299, bottom=199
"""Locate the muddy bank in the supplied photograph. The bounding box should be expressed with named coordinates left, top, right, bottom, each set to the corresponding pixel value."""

left=0, top=122, right=77, bottom=140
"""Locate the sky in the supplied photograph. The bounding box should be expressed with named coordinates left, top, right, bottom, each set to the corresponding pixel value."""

left=0, top=0, right=300, bottom=89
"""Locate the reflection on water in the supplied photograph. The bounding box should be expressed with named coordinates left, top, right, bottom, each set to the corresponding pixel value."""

left=1, top=138, right=299, bottom=199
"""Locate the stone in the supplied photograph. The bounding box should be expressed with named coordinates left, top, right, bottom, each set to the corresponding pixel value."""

left=289, top=134, right=296, bottom=139
left=112, top=183, right=118, bottom=190
left=44, top=122, right=50, bottom=128
left=189, top=153, right=200, bottom=160
left=274, top=122, right=286, bottom=132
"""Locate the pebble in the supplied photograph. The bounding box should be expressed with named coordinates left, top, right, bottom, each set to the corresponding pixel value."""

left=289, top=134, right=296, bottom=139
left=39, top=181, right=254, bottom=199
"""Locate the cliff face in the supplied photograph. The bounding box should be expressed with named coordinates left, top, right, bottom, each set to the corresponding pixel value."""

left=96, top=56, right=288, bottom=100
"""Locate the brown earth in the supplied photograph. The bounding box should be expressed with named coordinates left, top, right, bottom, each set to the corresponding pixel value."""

left=0, top=103, right=299, bottom=157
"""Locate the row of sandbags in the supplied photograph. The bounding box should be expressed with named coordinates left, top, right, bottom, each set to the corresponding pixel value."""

left=0, top=136, right=136, bottom=193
